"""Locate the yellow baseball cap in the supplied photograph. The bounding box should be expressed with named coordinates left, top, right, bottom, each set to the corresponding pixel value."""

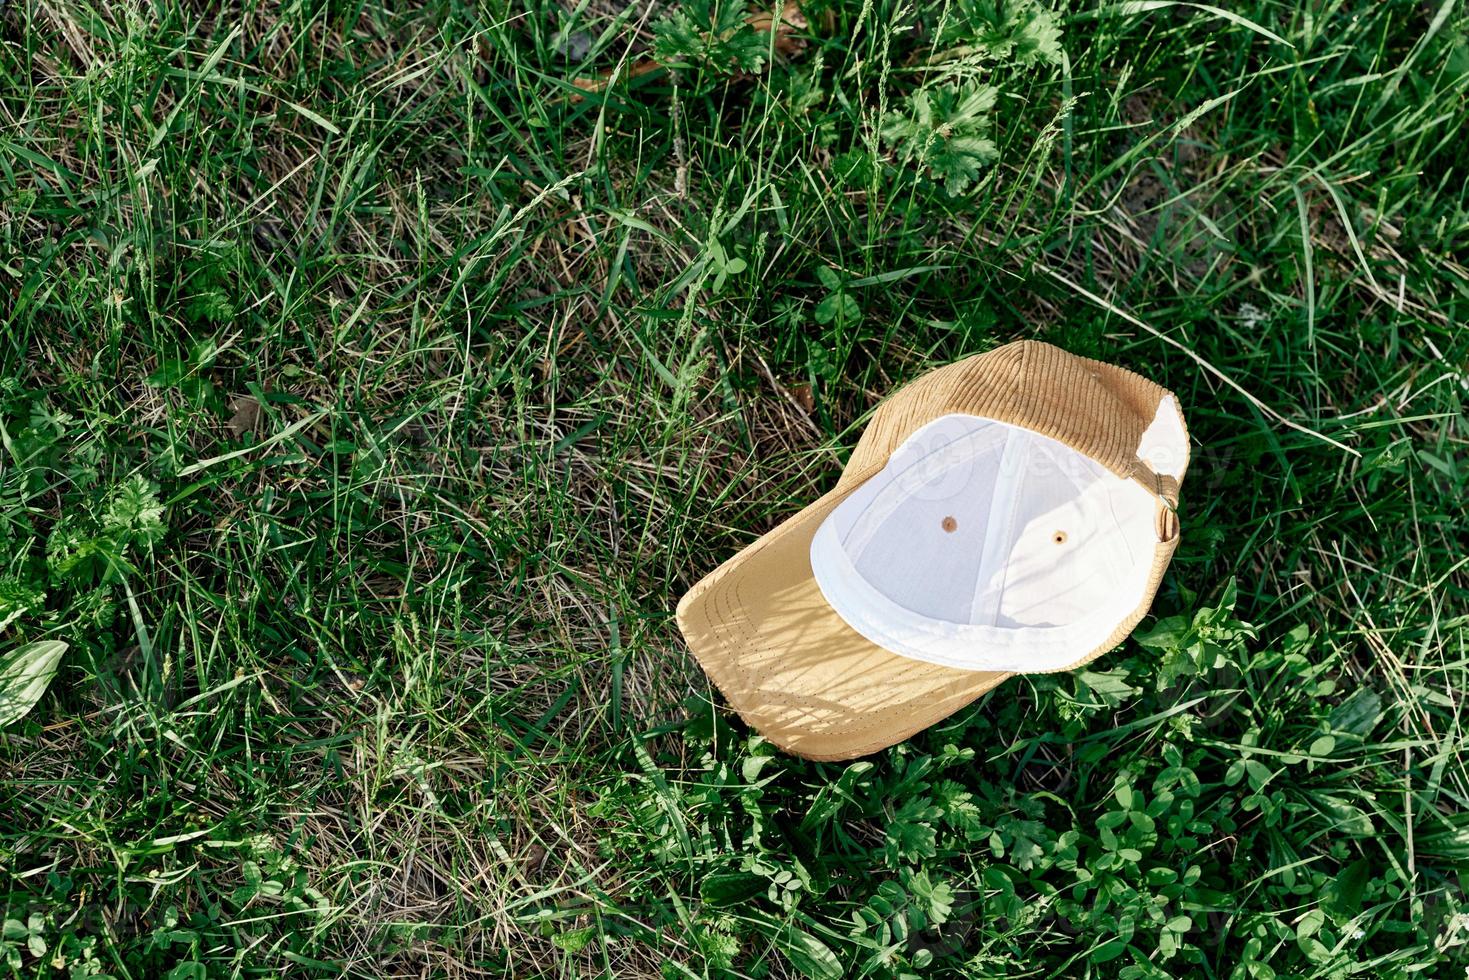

left=677, top=340, right=1190, bottom=760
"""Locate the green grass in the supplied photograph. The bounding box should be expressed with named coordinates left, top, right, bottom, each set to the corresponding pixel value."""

left=2, top=0, right=1467, bottom=975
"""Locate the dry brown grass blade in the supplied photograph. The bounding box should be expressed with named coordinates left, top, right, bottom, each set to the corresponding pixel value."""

left=572, top=57, right=664, bottom=97
left=749, top=0, right=810, bottom=59
left=569, top=0, right=810, bottom=99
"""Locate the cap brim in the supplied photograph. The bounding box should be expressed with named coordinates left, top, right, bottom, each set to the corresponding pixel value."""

left=676, top=471, right=1010, bottom=761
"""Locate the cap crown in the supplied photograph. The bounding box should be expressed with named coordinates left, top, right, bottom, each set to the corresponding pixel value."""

left=674, top=339, right=1191, bottom=760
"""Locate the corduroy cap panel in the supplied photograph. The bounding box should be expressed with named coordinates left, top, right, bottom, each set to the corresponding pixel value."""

left=834, top=352, right=1009, bottom=490
left=843, top=341, right=1184, bottom=488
